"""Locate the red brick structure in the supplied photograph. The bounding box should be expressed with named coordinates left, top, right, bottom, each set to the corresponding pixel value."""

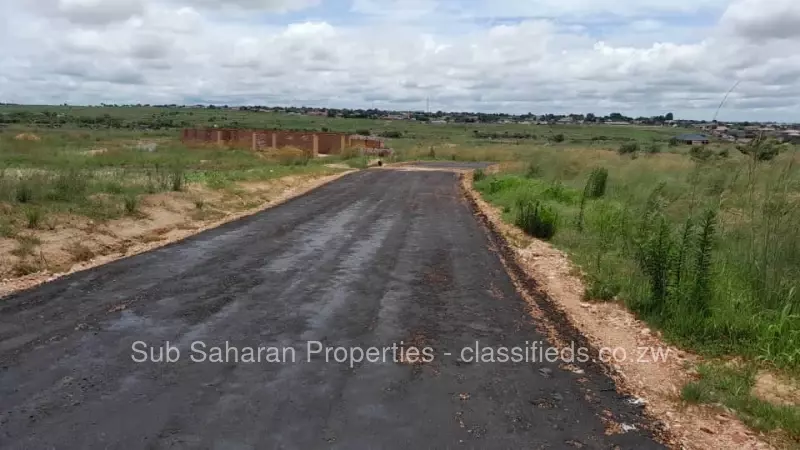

left=181, top=128, right=385, bottom=156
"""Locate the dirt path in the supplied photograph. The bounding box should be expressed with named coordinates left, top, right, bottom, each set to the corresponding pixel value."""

left=0, top=166, right=663, bottom=449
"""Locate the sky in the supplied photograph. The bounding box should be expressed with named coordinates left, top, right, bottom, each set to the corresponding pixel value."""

left=1, top=0, right=799, bottom=121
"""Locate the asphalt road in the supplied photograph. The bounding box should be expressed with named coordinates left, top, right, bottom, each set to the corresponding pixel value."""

left=0, top=166, right=664, bottom=449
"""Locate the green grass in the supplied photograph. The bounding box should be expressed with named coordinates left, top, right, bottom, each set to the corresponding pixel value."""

left=682, top=364, right=800, bottom=440
left=474, top=147, right=800, bottom=371
left=0, top=127, right=343, bottom=224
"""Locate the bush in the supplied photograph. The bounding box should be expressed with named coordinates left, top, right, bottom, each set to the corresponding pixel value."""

left=124, top=195, right=139, bottom=215
left=618, top=142, right=640, bottom=154
left=690, top=146, right=714, bottom=162
left=585, top=275, right=621, bottom=301
left=15, top=183, right=33, bottom=203
left=26, top=207, right=42, bottom=229
left=379, top=131, right=403, bottom=138
left=586, top=168, right=609, bottom=199
left=473, top=168, right=486, bottom=182
left=50, top=170, right=89, bottom=201
left=170, top=167, right=186, bottom=191
left=525, top=162, right=540, bottom=179
left=515, top=199, right=558, bottom=240
left=645, top=142, right=662, bottom=154
left=355, top=129, right=371, bottom=136
left=551, top=133, right=565, bottom=143
left=737, top=139, right=780, bottom=161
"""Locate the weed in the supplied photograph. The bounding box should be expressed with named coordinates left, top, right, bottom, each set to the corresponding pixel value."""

left=11, top=235, right=40, bottom=258
left=25, top=207, right=43, bottom=229
left=525, top=162, right=540, bottom=179
left=13, top=260, right=40, bottom=276
left=585, top=275, right=621, bottom=301
left=690, top=146, right=714, bottom=162
left=0, top=217, right=15, bottom=238
left=515, top=198, right=558, bottom=240
left=123, top=195, right=139, bottom=215
left=473, top=168, right=486, bottom=182
left=170, top=167, right=185, bottom=192
left=586, top=168, right=609, bottom=199
left=618, top=142, right=640, bottom=154
left=194, top=199, right=205, bottom=210
left=65, top=241, right=94, bottom=262
left=682, top=364, right=800, bottom=439
left=15, top=183, right=33, bottom=203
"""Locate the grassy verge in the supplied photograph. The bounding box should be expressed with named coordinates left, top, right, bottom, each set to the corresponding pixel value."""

left=473, top=148, right=800, bottom=369
left=473, top=146, right=800, bottom=439
left=682, top=364, right=800, bottom=439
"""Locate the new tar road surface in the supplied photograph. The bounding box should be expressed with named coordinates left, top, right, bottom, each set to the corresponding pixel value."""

left=0, top=165, right=664, bottom=449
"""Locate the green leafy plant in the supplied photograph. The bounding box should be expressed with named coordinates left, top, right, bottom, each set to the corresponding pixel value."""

left=515, top=199, right=558, bottom=239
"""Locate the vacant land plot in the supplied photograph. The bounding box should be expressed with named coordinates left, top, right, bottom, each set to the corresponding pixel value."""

left=0, top=125, right=357, bottom=283
left=2, top=104, right=798, bottom=446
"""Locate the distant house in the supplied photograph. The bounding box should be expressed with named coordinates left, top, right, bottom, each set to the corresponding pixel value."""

left=675, top=133, right=710, bottom=145
left=780, top=130, right=800, bottom=144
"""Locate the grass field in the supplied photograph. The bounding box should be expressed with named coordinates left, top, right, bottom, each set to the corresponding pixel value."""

left=474, top=147, right=799, bottom=368
left=472, top=144, right=799, bottom=439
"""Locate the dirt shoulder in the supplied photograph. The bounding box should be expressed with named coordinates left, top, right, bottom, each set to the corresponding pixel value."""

left=460, top=171, right=775, bottom=450
left=1, top=170, right=354, bottom=298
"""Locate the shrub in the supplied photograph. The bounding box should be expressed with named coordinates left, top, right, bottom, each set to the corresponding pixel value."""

left=194, top=199, right=205, bottom=210
left=515, top=199, right=558, bottom=240
left=65, top=241, right=94, bottom=262
left=25, top=208, right=42, bottom=229
left=355, top=129, right=371, bottom=136
left=13, top=260, right=40, bottom=277
left=690, top=146, right=714, bottom=161
left=525, top=162, right=540, bottom=179
left=586, top=168, right=609, bottom=199
left=379, top=131, right=403, bottom=138
left=618, top=142, right=640, bottom=154
left=551, top=133, right=565, bottom=143
left=737, top=138, right=780, bottom=161
left=0, top=218, right=15, bottom=238
left=473, top=168, right=486, bottom=182
left=428, top=147, right=436, bottom=159
left=170, top=167, right=186, bottom=191
left=645, top=142, right=662, bottom=154
left=15, top=183, right=33, bottom=203
left=124, top=195, right=139, bottom=215
left=585, top=275, right=621, bottom=301
left=50, top=170, right=89, bottom=201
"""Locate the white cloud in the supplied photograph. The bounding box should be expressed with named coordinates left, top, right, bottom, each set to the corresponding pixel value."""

left=720, top=0, right=800, bottom=41
left=1, top=0, right=800, bottom=121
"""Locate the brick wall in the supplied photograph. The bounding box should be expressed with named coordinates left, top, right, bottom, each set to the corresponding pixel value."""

left=181, top=128, right=384, bottom=156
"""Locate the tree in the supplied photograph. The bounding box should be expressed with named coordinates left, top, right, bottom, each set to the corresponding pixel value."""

left=586, top=113, right=596, bottom=123
left=665, top=112, right=674, bottom=121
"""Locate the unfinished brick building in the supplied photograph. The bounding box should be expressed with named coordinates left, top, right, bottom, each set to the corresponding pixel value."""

left=181, top=128, right=385, bottom=156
